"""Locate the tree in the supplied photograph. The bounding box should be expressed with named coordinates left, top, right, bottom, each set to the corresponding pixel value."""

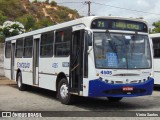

left=0, top=0, right=23, bottom=18
left=1, top=21, right=25, bottom=37
left=17, top=14, right=36, bottom=32
left=0, top=11, right=7, bottom=25
left=33, top=0, right=38, bottom=3
left=36, top=18, right=53, bottom=28
left=152, top=21, right=160, bottom=33
left=50, top=1, right=57, bottom=6
left=45, top=0, right=49, bottom=4
left=26, top=15, right=36, bottom=31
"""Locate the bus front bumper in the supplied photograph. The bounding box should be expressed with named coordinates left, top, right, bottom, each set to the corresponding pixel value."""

left=88, top=78, right=154, bottom=97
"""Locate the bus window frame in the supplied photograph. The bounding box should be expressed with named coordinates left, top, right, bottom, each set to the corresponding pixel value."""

left=54, top=27, right=72, bottom=57
left=15, top=38, right=24, bottom=58
left=5, top=41, right=11, bottom=58
left=152, top=37, right=160, bottom=58
left=23, top=36, right=33, bottom=58
left=40, top=31, right=54, bottom=58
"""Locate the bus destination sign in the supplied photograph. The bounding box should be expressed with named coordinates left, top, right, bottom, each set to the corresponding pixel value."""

left=113, top=22, right=140, bottom=30
left=91, top=19, right=148, bottom=32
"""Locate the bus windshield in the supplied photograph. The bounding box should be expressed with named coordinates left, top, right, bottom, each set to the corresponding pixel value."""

left=94, top=32, right=151, bottom=69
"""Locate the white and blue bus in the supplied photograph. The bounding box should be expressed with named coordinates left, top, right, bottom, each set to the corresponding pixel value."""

left=4, top=16, right=154, bottom=104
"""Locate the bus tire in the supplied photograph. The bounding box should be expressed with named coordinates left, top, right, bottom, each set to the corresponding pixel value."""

left=107, top=97, right=123, bottom=102
left=58, top=78, right=74, bottom=105
left=17, top=72, right=26, bottom=91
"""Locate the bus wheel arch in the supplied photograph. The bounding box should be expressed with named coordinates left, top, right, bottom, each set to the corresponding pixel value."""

left=56, top=72, right=74, bottom=104
left=56, top=72, right=68, bottom=92
left=16, top=69, right=21, bottom=82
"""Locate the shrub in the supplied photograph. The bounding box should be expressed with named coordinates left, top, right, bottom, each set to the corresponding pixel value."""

left=33, top=0, right=38, bottom=3
left=45, top=0, right=49, bottom=4
left=1, top=21, right=25, bottom=37
left=50, top=1, right=57, bottom=6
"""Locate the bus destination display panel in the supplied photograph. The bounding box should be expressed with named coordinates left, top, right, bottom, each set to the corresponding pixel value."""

left=91, top=19, right=148, bottom=32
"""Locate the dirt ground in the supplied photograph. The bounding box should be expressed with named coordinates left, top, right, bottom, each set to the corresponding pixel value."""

left=0, top=77, right=16, bottom=85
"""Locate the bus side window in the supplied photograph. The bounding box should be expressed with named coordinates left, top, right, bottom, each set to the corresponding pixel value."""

left=5, top=41, right=11, bottom=58
left=55, top=28, right=71, bottom=57
left=24, top=36, right=33, bottom=58
left=16, top=39, right=24, bottom=58
left=153, top=38, right=160, bottom=58
left=40, top=31, right=54, bottom=57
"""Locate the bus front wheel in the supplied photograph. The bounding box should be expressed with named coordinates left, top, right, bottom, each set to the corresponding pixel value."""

left=58, top=78, right=74, bottom=104
left=17, top=72, right=26, bottom=91
left=107, top=97, right=123, bottom=102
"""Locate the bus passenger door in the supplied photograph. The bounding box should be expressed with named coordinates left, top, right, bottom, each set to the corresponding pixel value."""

left=33, top=36, right=40, bottom=85
left=11, top=42, right=15, bottom=80
left=69, top=30, right=85, bottom=94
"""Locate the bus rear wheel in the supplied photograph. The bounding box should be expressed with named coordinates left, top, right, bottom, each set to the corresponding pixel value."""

left=17, top=72, right=26, bottom=91
left=107, top=97, right=123, bottom=102
left=58, top=78, right=74, bottom=104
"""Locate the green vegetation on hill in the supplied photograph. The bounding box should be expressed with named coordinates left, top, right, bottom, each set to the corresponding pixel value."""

left=151, top=21, right=160, bottom=33
left=0, top=0, right=80, bottom=42
left=0, top=0, right=79, bottom=31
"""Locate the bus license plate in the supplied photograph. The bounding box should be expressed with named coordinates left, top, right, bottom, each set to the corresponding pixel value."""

left=122, top=86, right=133, bottom=91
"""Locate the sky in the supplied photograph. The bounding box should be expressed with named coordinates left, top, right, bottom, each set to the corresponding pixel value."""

left=30, top=0, right=160, bottom=29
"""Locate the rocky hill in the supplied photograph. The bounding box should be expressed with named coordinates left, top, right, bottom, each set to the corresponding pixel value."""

left=0, top=0, right=80, bottom=31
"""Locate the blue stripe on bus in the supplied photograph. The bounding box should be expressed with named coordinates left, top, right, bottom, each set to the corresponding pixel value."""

left=88, top=78, right=154, bottom=97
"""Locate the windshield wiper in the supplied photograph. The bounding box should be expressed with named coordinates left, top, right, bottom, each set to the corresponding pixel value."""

left=105, top=29, right=112, bottom=41
left=105, top=29, right=119, bottom=62
left=105, top=29, right=116, bottom=52
left=130, top=31, right=138, bottom=56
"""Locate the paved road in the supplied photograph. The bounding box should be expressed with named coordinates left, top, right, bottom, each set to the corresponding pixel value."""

left=0, top=77, right=160, bottom=119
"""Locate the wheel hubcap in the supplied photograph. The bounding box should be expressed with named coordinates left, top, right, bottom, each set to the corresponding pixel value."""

left=60, top=83, right=68, bottom=99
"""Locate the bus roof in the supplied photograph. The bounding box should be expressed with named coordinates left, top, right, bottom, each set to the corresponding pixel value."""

left=150, top=33, right=160, bottom=38
left=5, top=16, right=148, bottom=41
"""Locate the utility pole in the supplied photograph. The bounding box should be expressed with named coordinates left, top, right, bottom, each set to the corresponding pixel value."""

left=85, top=1, right=91, bottom=16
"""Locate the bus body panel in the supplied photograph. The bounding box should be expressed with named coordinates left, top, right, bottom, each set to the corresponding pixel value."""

left=39, top=74, right=56, bottom=91
left=39, top=58, right=54, bottom=75
left=39, top=57, right=56, bottom=90
left=15, top=58, right=33, bottom=85
left=38, top=57, right=69, bottom=91
left=21, top=71, right=33, bottom=85
left=52, top=57, right=70, bottom=75
left=153, top=59, right=160, bottom=84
